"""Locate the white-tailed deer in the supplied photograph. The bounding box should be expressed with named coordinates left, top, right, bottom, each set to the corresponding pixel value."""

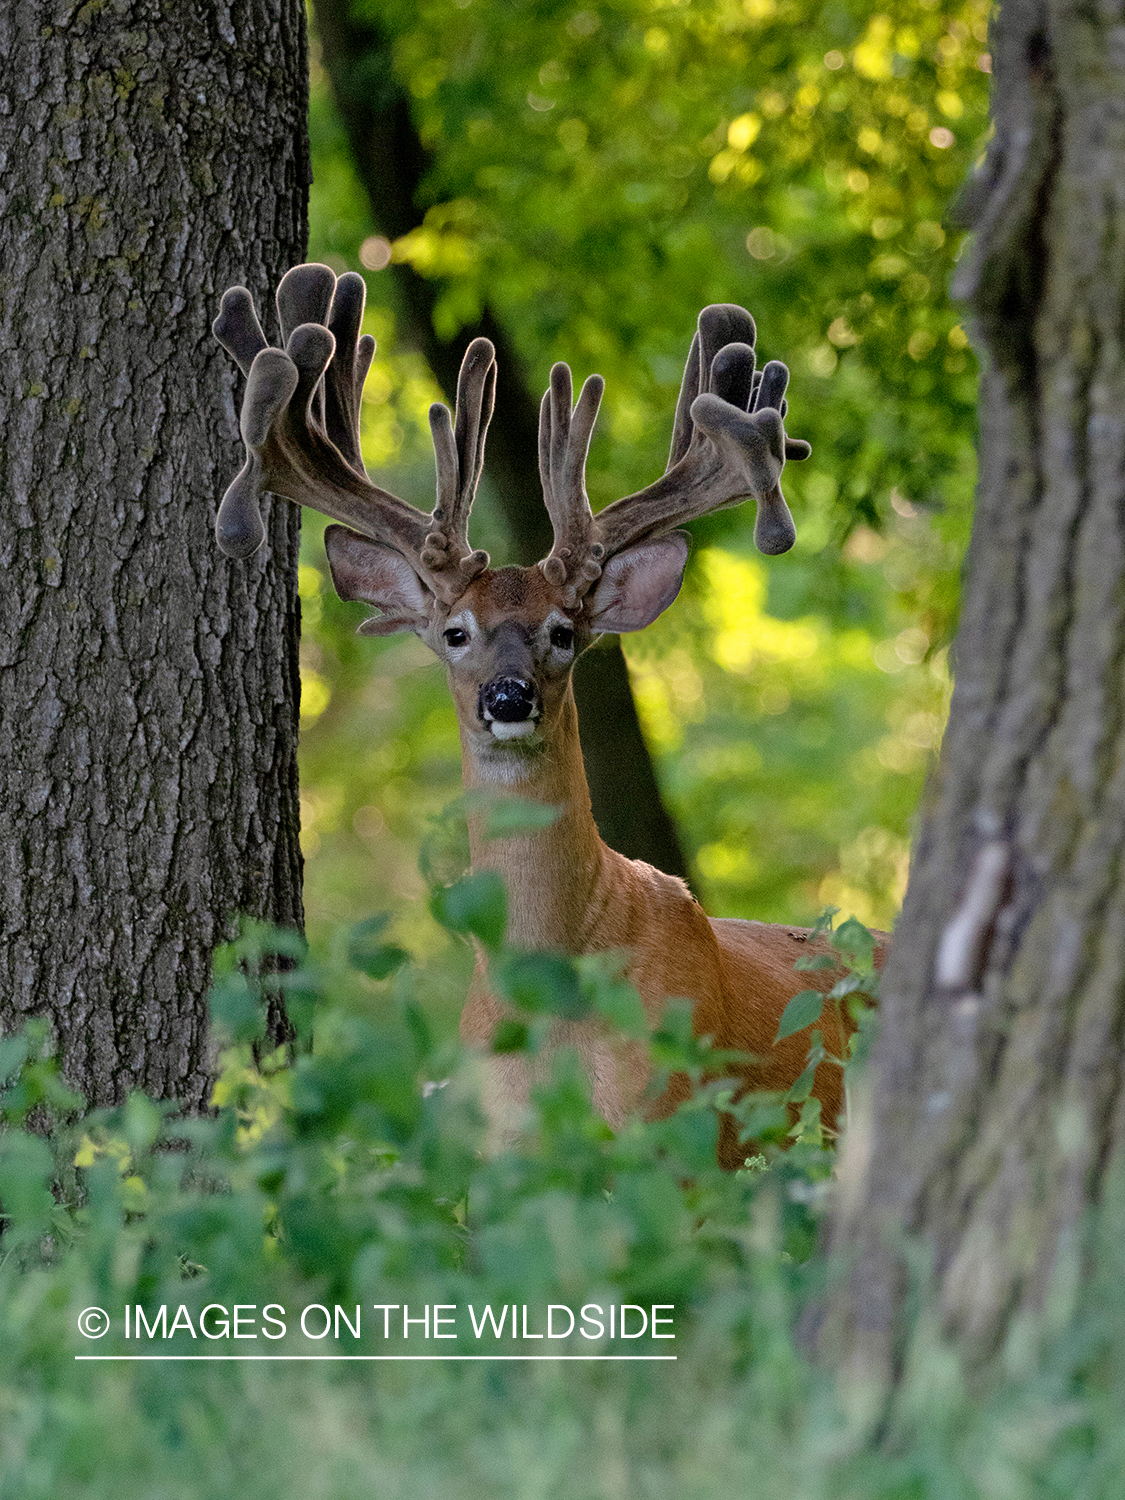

left=213, top=264, right=877, bottom=1166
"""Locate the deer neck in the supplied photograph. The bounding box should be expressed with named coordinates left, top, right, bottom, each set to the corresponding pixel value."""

left=460, top=680, right=607, bottom=951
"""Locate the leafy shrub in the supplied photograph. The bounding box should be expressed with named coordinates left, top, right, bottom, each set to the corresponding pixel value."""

left=2, top=895, right=1124, bottom=1498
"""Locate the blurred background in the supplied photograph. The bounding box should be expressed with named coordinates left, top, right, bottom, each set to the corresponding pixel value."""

left=295, top=0, right=990, bottom=1024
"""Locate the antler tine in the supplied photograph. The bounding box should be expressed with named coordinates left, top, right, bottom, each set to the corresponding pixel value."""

left=454, top=337, right=497, bottom=506
left=213, top=264, right=439, bottom=579
left=213, top=286, right=269, bottom=378
left=276, top=265, right=377, bottom=477
left=537, top=362, right=606, bottom=603
left=324, top=271, right=375, bottom=475
left=276, top=263, right=335, bottom=436
left=277, top=262, right=335, bottom=342
left=592, top=302, right=812, bottom=566
left=423, top=337, right=497, bottom=586
left=667, top=305, right=757, bottom=470
left=666, top=329, right=701, bottom=472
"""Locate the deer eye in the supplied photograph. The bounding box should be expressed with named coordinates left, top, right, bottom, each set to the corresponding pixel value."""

left=549, top=624, right=575, bottom=651
left=443, top=627, right=469, bottom=648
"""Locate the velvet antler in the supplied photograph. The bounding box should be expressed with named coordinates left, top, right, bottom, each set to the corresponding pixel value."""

left=538, top=362, right=608, bottom=607
left=535, top=304, right=811, bottom=605
left=214, top=269, right=808, bottom=619
left=212, top=264, right=495, bottom=605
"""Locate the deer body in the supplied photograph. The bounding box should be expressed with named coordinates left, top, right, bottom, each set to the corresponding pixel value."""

left=212, top=264, right=862, bottom=1164
left=449, top=597, right=851, bottom=1163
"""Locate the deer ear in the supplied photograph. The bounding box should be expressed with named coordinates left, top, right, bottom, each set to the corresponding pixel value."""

left=586, top=533, right=690, bottom=634
left=324, top=524, right=434, bottom=635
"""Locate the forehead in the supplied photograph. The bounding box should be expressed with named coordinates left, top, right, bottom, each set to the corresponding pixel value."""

left=453, top=566, right=572, bottom=627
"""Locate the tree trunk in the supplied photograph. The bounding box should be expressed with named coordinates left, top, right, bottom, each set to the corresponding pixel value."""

left=0, top=1, right=309, bottom=1110
left=817, top=0, right=1125, bottom=1399
left=311, top=0, right=691, bottom=882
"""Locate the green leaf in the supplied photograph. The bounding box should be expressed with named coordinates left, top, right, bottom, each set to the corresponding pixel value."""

left=399, top=997, right=434, bottom=1060
left=495, top=952, right=587, bottom=1018
left=775, top=989, right=825, bottom=1043
left=431, top=871, right=507, bottom=949
left=349, top=912, right=390, bottom=941
left=834, top=916, right=878, bottom=965
left=574, top=953, right=647, bottom=1034
left=787, top=1058, right=818, bottom=1104
left=347, top=915, right=409, bottom=979
left=122, top=1093, right=164, bottom=1154
left=260, top=925, right=308, bottom=961
left=419, top=800, right=471, bottom=888
left=828, top=971, right=870, bottom=1001
left=483, top=797, right=563, bottom=839
left=491, top=1019, right=530, bottom=1053
left=789, top=1096, right=823, bottom=1144
left=209, top=971, right=265, bottom=1043
left=587, top=978, right=647, bottom=1034
left=235, top=919, right=307, bottom=965
left=0, top=1130, right=55, bottom=1233
left=809, top=908, right=840, bottom=943
left=0, top=1032, right=30, bottom=1086
left=732, top=1094, right=791, bottom=1144
left=649, top=1105, right=719, bottom=1171
left=649, top=999, right=711, bottom=1069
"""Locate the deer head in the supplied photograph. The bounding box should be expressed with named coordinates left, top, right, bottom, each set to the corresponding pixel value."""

left=213, top=265, right=810, bottom=777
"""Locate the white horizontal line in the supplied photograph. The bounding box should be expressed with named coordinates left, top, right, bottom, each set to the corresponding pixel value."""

left=75, top=1354, right=676, bottom=1363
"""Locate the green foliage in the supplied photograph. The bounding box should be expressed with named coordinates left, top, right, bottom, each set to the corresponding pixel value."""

left=431, top=870, right=508, bottom=950
left=0, top=904, right=827, bottom=1488
left=386, top=0, right=986, bottom=515
left=776, top=987, right=825, bottom=1042
left=0, top=1018, right=85, bottom=1127
left=0, top=1130, right=56, bottom=1244
left=3, top=907, right=1125, bottom=1497
left=494, top=951, right=587, bottom=1020
left=346, top=913, right=411, bottom=981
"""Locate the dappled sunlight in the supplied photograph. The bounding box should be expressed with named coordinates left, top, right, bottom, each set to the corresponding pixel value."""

left=627, top=665, right=682, bottom=752
left=298, top=0, right=985, bottom=973
left=298, top=661, right=332, bottom=729
left=298, top=783, right=345, bottom=860
left=627, top=646, right=705, bottom=750
left=702, top=550, right=823, bottom=675
left=297, top=562, right=324, bottom=625
left=621, top=538, right=951, bottom=926
left=295, top=524, right=465, bottom=975
left=356, top=304, right=443, bottom=471
left=818, top=824, right=912, bottom=931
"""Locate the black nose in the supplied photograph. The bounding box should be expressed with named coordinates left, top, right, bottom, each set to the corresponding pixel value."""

left=479, top=677, right=537, bottom=723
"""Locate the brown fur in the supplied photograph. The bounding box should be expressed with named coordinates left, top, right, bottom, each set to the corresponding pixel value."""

left=444, top=576, right=885, bottom=1164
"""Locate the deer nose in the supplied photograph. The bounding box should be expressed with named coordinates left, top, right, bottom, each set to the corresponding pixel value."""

left=479, top=676, right=539, bottom=724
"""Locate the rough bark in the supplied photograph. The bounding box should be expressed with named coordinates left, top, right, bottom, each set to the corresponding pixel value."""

left=818, top=0, right=1125, bottom=1400
left=311, top=0, right=691, bottom=880
left=0, top=1, right=308, bottom=1110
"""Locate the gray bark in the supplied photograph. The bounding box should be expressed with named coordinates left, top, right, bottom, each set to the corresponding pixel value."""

left=818, top=0, right=1125, bottom=1397
left=0, top=0, right=309, bottom=1110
